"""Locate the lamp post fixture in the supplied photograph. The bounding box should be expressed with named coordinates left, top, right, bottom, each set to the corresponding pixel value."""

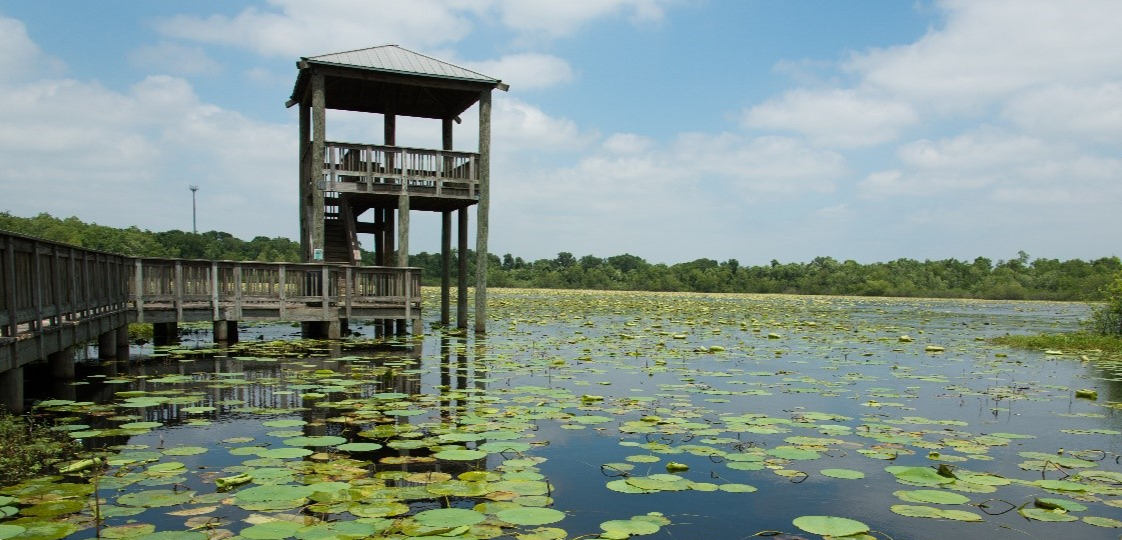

left=189, top=185, right=199, bottom=233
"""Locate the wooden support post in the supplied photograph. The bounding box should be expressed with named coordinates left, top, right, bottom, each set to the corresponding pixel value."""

left=233, top=265, right=243, bottom=320
left=0, top=366, right=23, bottom=413
left=441, top=117, right=454, bottom=326
left=211, top=262, right=220, bottom=320
left=299, top=99, right=310, bottom=259
left=373, top=209, right=384, bottom=266
left=134, top=259, right=145, bottom=322
left=441, top=211, right=451, bottom=325
left=310, top=71, right=326, bottom=262
left=320, top=265, right=330, bottom=321
left=475, top=88, right=492, bottom=334
left=174, top=260, right=184, bottom=321
left=457, top=208, right=468, bottom=329
left=3, top=236, right=17, bottom=339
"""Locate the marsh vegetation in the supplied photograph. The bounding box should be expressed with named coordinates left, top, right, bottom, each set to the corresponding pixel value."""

left=2, top=290, right=1122, bottom=540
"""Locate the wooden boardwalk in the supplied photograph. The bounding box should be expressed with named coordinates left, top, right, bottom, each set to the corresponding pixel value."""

left=1, top=229, right=422, bottom=412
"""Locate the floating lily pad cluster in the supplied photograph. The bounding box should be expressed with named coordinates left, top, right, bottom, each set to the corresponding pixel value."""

left=3, top=289, right=1121, bottom=540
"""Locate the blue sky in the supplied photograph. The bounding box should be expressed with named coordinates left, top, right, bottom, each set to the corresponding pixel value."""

left=1, top=1, right=1120, bottom=265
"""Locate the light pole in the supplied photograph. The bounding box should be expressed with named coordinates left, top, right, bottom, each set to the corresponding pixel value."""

left=189, top=185, right=199, bottom=233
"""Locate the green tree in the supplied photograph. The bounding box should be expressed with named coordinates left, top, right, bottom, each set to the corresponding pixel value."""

left=1086, top=271, right=1122, bottom=336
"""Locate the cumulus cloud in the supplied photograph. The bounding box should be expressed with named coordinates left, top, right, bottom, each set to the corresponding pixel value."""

left=744, top=88, right=917, bottom=148
left=0, top=16, right=64, bottom=82
left=156, top=0, right=681, bottom=58
left=847, top=0, right=1122, bottom=109
left=1003, top=83, right=1122, bottom=143
left=156, top=0, right=476, bottom=57
left=460, top=53, right=574, bottom=91
left=128, top=42, right=223, bottom=76
left=0, top=24, right=293, bottom=235
left=492, top=0, right=677, bottom=38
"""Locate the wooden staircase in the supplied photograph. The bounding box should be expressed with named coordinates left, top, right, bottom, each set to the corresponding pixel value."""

left=323, top=194, right=360, bottom=264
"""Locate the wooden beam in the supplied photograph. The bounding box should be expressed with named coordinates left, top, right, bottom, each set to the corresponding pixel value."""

left=299, top=100, right=310, bottom=259
left=441, top=211, right=451, bottom=325
left=474, top=88, right=491, bottom=334
left=457, top=208, right=468, bottom=329
left=310, top=71, right=326, bottom=262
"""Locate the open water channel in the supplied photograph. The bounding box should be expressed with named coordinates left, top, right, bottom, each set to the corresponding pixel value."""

left=4, top=289, right=1122, bottom=540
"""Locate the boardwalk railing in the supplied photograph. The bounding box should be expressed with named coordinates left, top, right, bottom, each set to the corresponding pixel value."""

left=2, top=229, right=422, bottom=374
left=316, top=141, right=479, bottom=199
left=2, top=232, right=131, bottom=373
left=130, top=258, right=422, bottom=323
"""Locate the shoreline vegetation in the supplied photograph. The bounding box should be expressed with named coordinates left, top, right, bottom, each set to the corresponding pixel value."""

left=3, top=211, right=1120, bottom=301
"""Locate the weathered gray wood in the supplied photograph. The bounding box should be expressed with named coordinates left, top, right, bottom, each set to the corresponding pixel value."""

left=299, top=100, right=310, bottom=258
left=441, top=211, right=451, bottom=325
left=174, top=260, right=184, bottom=321
left=3, top=236, right=16, bottom=339
left=278, top=265, right=287, bottom=319
left=457, top=207, right=468, bottom=329
left=211, top=261, right=220, bottom=319
left=475, top=88, right=491, bottom=334
left=311, top=71, right=326, bottom=262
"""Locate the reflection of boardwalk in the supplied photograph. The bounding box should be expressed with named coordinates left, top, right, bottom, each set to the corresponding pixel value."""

left=1, top=229, right=422, bottom=412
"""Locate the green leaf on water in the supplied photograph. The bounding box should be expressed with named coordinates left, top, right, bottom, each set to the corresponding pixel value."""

left=792, top=516, right=869, bottom=537
left=1019, top=507, right=1078, bottom=522
left=433, top=448, right=487, bottom=461
left=496, top=507, right=566, bottom=526
left=1084, top=516, right=1122, bottom=528
left=820, top=468, right=865, bottom=480
left=412, top=508, right=486, bottom=527
left=894, top=490, right=970, bottom=505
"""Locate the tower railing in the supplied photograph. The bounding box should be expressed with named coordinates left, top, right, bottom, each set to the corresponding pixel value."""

left=321, top=141, right=478, bottom=199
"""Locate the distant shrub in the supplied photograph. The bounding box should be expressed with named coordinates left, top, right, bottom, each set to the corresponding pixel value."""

left=1085, top=271, right=1122, bottom=336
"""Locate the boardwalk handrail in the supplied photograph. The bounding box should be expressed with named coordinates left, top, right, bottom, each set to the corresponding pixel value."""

left=3, top=228, right=422, bottom=367
left=321, top=141, right=478, bottom=199
left=130, top=258, right=422, bottom=322
left=1, top=230, right=130, bottom=344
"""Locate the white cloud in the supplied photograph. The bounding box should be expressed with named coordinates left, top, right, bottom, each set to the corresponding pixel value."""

left=602, top=133, right=653, bottom=154
left=156, top=0, right=476, bottom=58
left=0, top=16, right=64, bottom=82
left=0, top=41, right=293, bottom=236
left=1003, top=83, right=1122, bottom=143
left=896, top=129, right=1052, bottom=170
left=493, top=97, right=588, bottom=151
left=156, top=0, right=682, bottom=58
left=493, top=0, right=677, bottom=38
left=743, top=89, right=917, bottom=148
left=128, top=42, right=222, bottom=76
left=859, top=128, right=1122, bottom=204
left=847, top=0, right=1122, bottom=109
left=461, top=53, right=574, bottom=90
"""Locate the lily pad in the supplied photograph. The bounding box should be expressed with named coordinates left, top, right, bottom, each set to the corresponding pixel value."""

left=792, top=516, right=869, bottom=537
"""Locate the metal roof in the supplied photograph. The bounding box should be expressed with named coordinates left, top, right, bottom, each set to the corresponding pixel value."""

left=304, top=45, right=500, bottom=85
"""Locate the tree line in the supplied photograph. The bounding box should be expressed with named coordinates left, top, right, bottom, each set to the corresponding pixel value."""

left=3, top=212, right=1119, bottom=301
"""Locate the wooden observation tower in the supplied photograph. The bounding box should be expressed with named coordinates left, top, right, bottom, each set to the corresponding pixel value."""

left=288, top=45, right=507, bottom=333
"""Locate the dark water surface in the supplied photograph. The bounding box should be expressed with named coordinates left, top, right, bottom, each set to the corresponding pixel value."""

left=6, top=290, right=1122, bottom=540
